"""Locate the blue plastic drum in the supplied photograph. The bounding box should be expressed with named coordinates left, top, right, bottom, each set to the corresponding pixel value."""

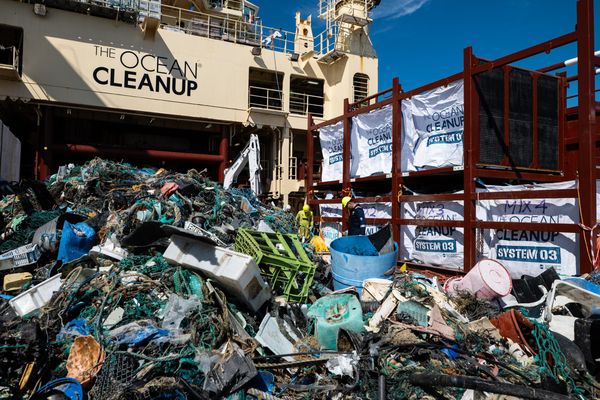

left=330, top=236, right=398, bottom=294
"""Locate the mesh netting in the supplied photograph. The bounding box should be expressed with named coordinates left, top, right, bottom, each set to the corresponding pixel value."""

left=89, top=352, right=140, bottom=400
left=532, top=319, right=584, bottom=398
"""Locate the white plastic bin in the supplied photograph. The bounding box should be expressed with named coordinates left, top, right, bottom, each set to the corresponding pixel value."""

left=163, top=234, right=271, bottom=312
left=9, top=274, right=63, bottom=317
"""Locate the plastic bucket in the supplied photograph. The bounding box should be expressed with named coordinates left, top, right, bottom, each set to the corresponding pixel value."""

left=447, top=259, right=512, bottom=299
left=330, top=236, right=398, bottom=294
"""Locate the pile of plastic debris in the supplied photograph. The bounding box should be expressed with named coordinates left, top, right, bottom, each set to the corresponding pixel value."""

left=0, top=158, right=598, bottom=400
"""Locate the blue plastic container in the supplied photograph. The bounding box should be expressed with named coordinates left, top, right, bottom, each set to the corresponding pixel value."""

left=330, top=236, right=398, bottom=294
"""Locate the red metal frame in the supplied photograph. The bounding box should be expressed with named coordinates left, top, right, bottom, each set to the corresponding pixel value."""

left=307, top=0, right=597, bottom=275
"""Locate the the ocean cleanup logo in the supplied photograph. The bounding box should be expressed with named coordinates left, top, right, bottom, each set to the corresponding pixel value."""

left=496, top=245, right=561, bottom=264
left=327, top=139, right=343, bottom=165
left=413, top=103, right=464, bottom=147
left=425, top=104, right=464, bottom=133
left=92, top=45, right=199, bottom=97
left=366, top=124, right=392, bottom=158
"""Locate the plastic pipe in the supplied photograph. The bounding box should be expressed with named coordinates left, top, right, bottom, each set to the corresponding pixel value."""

left=52, top=144, right=224, bottom=163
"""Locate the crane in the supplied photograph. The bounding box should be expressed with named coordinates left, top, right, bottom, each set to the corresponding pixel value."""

left=223, top=134, right=262, bottom=195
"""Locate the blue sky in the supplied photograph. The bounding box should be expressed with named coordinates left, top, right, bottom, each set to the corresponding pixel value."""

left=257, top=0, right=599, bottom=97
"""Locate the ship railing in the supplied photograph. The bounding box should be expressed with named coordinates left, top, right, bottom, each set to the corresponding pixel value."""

left=85, top=0, right=140, bottom=12
left=209, top=0, right=243, bottom=12
left=314, top=23, right=342, bottom=55
left=85, top=0, right=241, bottom=13
left=289, top=92, right=324, bottom=117
left=318, top=0, right=377, bottom=19
left=54, top=1, right=336, bottom=58
left=248, top=86, right=284, bottom=111
left=160, top=4, right=297, bottom=54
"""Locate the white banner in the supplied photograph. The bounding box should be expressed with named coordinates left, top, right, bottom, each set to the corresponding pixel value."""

left=398, top=182, right=581, bottom=276
left=365, top=225, right=385, bottom=235
left=351, top=105, right=393, bottom=178
left=320, top=222, right=342, bottom=247
left=478, top=181, right=579, bottom=277
left=401, top=80, right=464, bottom=172
left=319, top=121, right=344, bottom=182
left=400, top=200, right=464, bottom=270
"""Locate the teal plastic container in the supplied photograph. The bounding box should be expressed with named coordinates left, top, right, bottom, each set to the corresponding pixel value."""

left=330, top=236, right=398, bottom=294
left=307, top=294, right=364, bottom=350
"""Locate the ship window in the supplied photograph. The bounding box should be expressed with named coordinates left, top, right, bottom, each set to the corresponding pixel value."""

left=290, top=75, right=324, bottom=117
left=249, top=68, right=284, bottom=111
left=0, top=24, right=23, bottom=77
left=353, top=73, right=369, bottom=103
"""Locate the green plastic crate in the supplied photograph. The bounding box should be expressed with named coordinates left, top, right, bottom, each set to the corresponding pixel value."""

left=235, top=229, right=315, bottom=303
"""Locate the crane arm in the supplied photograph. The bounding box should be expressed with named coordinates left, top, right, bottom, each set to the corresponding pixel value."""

left=223, top=134, right=262, bottom=195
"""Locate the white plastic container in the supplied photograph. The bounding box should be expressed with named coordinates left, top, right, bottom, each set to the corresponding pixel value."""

left=163, top=234, right=271, bottom=312
left=445, top=259, right=512, bottom=299
left=9, top=274, right=63, bottom=317
left=255, top=314, right=301, bottom=361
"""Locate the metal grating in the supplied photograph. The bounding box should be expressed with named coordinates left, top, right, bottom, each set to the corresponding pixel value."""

left=477, top=67, right=560, bottom=171
left=508, top=69, right=533, bottom=168
left=538, top=75, right=560, bottom=170
left=477, top=67, right=505, bottom=166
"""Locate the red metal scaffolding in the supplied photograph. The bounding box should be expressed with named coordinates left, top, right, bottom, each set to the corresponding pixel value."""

left=306, top=0, right=598, bottom=275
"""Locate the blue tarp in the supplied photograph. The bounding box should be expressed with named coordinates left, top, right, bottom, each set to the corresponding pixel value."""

left=57, top=221, right=96, bottom=263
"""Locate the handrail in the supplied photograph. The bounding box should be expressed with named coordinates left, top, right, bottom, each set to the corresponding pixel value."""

left=290, top=92, right=324, bottom=117
left=158, top=4, right=336, bottom=56
left=69, top=0, right=138, bottom=11
left=313, top=23, right=341, bottom=56
left=249, top=85, right=284, bottom=111
left=160, top=4, right=297, bottom=53
left=39, top=0, right=348, bottom=58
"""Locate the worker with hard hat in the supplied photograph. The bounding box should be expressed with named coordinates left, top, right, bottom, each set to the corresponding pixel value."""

left=342, top=196, right=366, bottom=236
left=296, top=204, right=314, bottom=239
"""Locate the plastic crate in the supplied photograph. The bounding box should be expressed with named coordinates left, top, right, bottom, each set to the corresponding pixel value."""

left=235, top=229, right=315, bottom=303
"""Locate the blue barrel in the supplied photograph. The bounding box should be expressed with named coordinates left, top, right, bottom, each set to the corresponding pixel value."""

left=330, top=236, right=398, bottom=293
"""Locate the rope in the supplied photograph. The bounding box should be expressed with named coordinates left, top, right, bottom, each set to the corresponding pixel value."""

left=576, top=179, right=597, bottom=266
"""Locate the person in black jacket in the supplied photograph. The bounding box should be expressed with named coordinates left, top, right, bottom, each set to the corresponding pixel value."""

left=342, top=196, right=366, bottom=236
